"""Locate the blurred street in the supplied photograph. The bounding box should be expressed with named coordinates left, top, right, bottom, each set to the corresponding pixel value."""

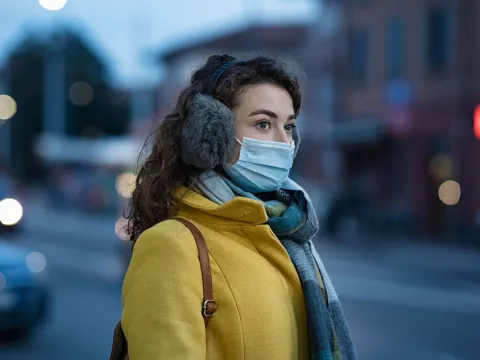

left=320, top=242, right=480, bottom=360
left=0, top=270, right=121, bottom=360
left=0, top=193, right=479, bottom=360
left=0, top=192, right=123, bottom=359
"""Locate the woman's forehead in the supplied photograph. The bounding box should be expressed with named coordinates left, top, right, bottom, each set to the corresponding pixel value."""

left=236, top=84, right=294, bottom=113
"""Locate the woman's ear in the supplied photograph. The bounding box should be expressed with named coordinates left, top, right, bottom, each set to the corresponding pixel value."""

left=180, top=94, right=237, bottom=169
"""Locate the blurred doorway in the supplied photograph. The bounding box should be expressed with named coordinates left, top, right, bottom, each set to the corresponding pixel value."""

left=424, top=146, right=451, bottom=236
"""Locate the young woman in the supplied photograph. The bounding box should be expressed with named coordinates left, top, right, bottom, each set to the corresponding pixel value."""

left=121, top=54, right=357, bottom=360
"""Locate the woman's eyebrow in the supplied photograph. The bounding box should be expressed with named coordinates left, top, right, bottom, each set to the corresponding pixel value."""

left=248, top=109, right=295, bottom=120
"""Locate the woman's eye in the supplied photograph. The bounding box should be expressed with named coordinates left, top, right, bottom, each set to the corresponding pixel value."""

left=285, top=124, right=296, bottom=132
left=256, top=121, right=271, bottom=130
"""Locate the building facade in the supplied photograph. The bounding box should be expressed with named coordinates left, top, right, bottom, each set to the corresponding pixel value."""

left=303, top=0, right=480, bottom=237
left=156, top=23, right=308, bottom=113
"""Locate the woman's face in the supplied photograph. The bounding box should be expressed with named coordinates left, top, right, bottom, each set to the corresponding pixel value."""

left=230, top=83, right=296, bottom=164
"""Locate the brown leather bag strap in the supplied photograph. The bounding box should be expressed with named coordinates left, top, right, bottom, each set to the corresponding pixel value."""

left=109, top=218, right=216, bottom=360
left=173, top=218, right=217, bottom=326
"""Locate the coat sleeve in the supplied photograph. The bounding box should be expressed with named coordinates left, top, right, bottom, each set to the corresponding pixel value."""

left=121, top=220, right=206, bottom=360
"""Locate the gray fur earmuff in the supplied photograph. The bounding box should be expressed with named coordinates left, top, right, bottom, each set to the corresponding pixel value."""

left=180, top=94, right=237, bottom=169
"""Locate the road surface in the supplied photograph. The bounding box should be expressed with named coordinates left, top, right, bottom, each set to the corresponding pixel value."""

left=1, top=205, right=479, bottom=359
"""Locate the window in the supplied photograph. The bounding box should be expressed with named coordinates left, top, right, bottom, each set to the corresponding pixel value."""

left=386, top=17, right=406, bottom=79
left=350, top=29, right=369, bottom=85
left=425, top=6, right=452, bottom=75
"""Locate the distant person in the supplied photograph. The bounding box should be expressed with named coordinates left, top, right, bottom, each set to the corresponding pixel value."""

left=116, top=55, right=357, bottom=360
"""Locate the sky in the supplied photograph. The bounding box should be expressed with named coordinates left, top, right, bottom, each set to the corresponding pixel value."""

left=0, top=0, right=319, bottom=87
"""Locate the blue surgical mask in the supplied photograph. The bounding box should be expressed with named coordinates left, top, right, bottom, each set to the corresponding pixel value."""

left=223, top=137, right=295, bottom=193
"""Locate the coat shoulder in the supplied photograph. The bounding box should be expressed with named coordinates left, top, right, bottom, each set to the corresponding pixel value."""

left=134, top=219, right=198, bottom=251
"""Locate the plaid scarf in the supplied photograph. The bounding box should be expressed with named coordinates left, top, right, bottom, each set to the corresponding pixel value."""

left=195, top=171, right=357, bottom=360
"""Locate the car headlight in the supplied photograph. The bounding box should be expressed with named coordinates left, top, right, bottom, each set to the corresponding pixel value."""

left=0, top=198, right=23, bottom=226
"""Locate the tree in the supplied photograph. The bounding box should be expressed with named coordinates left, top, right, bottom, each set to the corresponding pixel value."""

left=3, top=26, right=131, bottom=181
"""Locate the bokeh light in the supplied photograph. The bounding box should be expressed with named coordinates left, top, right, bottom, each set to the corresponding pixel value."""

left=474, top=105, right=480, bottom=140
left=38, top=0, right=68, bottom=11
left=115, top=218, right=129, bottom=241
left=69, top=81, right=94, bottom=106
left=0, top=94, right=17, bottom=120
left=438, top=180, right=461, bottom=206
left=0, top=198, right=24, bottom=226
left=26, top=252, right=47, bottom=274
left=115, top=172, right=136, bottom=198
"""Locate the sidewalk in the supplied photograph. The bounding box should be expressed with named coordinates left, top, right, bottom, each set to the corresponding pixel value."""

left=315, top=235, right=480, bottom=278
left=18, top=190, right=127, bottom=283
left=23, top=189, right=120, bottom=252
left=24, top=189, right=480, bottom=278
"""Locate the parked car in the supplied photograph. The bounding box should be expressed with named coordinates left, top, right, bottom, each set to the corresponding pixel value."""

left=0, top=241, right=50, bottom=341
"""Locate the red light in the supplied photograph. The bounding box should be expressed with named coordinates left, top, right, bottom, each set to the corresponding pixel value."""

left=474, top=105, right=480, bottom=139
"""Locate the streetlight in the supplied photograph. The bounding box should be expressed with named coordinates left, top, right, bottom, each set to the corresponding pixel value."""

left=0, top=94, right=17, bottom=121
left=38, top=0, right=68, bottom=11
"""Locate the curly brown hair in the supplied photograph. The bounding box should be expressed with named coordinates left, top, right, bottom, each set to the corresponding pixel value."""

left=126, top=54, right=301, bottom=243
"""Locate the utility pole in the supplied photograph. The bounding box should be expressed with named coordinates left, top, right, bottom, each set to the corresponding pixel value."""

left=42, top=42, right=67, bottom=137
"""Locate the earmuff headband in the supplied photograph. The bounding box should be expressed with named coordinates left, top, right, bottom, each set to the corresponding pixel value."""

left=206, top=60, right=242, bottom=95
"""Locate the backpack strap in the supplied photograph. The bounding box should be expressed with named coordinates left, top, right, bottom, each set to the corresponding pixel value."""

left=109, top=218, right=216, bottom=360
left=173, top=217, right=217, bottom=325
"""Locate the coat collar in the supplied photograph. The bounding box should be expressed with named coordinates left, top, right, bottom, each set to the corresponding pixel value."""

left=174, top=186, right=268, bottom=225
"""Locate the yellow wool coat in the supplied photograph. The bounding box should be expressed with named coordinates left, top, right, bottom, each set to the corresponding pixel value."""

left=121, top=187, right=310, bottom=360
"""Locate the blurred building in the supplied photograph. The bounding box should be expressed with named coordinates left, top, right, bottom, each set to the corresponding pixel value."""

left=155, top=23, right=308, bottom=120
left=127, top=85, right=159, bottom=140
left=303, top=0, right=480, bottom=238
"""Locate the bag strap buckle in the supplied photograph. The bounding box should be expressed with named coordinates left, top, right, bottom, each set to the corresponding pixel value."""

left=202, top=299, right=217, bottom=317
